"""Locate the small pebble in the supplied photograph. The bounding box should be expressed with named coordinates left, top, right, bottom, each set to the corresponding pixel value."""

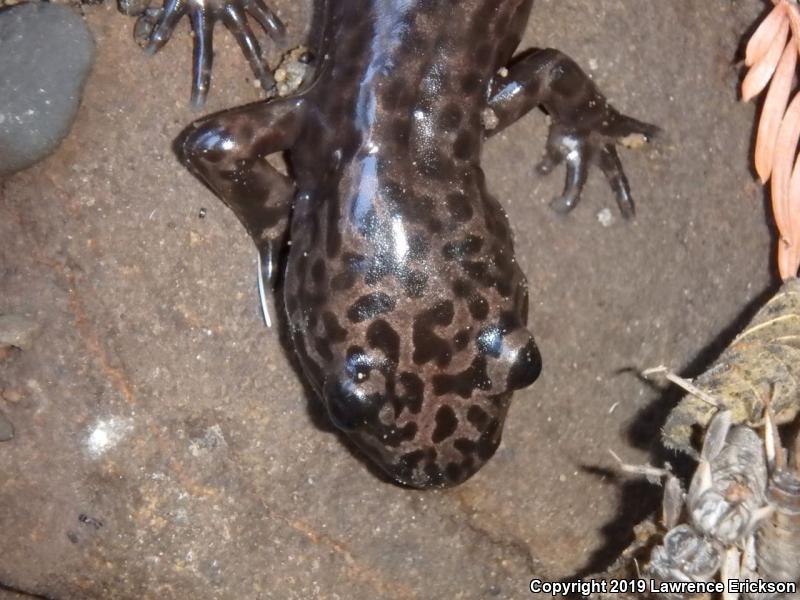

left=481, top=108, right=499, bottom=131
left=0, top=3, right=95, bottom=176
left=117, top=0, right=150, bottom=16
left=274, top=46, right=312, bottom=97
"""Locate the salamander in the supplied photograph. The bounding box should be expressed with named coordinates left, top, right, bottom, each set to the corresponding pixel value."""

left=145, top=0, right=657, bottom=488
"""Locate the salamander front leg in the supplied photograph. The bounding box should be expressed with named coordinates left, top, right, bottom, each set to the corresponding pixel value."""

left=176, top=98, right=305, bottom=325
left=486, top=48, right=659, bottom=218
left=136, top=0, right=287, bottom=106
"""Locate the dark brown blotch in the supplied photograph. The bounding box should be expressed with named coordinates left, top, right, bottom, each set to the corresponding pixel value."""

left=313, top=336, right=334, bottom=362
left=462, top=260, right=492, bottom=287
left=403, top=270, right=428, bottom=298
left=381, top=422, right=418, bottom=447
left=347, top=292, right=396, bottom=323
left=476, top=418, right=501, bottom=460
left=321, top=311, right=348, bottom=343
left=453, top=329, right=471, bottom=351
left=453, top=131, right=477, bottom=161
left=366, top=319, right=400, bottom=365
left=498, top=310, right=521, bottom=334
left=432, top=356, right=491, bottom=398
left=446, top=192, right=473, bottom=222
left=407, top=232, right=430, bottom=260
left=397, top=372, right=425, bottom=414
left=468, top=293, right=489, bottom=320
left=364, top=250, right=393, bottom=285
left=452, top=279, right=471, bottom=297
left=432, top=405, right=458, bottom=443
left=443, top=234, right=483, bottom=261
left=326, top=199, right=342, bottom=258
left=398, top=448, right=430, bottom=471
left=467, top=404, right=489, bottom=429
left=331, top=271, right=357, bottom=291
left=311, top=258, right=326, bottom=285
left=454, top=438, right=477, bottom=456
left=460, top=71, right=482, bottom=95
left=438, top=103, right=462, bottom=131
left=412, top=300, right=455, bottom=366
left=445, top=462, right=463, bottom=482
left=424, top=462, right=446, bottom=485
left=390, top=116, right=411, bottom=145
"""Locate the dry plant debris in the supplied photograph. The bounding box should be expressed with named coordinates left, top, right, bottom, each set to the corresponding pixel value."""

left=663, top=278, right=800, bottom=454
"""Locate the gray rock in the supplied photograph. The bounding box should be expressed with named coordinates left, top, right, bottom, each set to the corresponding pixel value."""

left=0, top=2, right=95, bottom=176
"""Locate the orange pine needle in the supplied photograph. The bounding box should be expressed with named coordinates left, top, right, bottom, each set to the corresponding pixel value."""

left=770, top=93, right=800, bottom=241
left=783, top=153, right=800, bottom=278
left=746, top=3, right=788, bottom=67
left=742, top=19, right=790, bottom=102
left=755, top=42, right=797, bottom=182
left=745, top=1, right=800, bottom=280
left=784, top=0, right=800, bottom=44
left=778, top=239, right=794, bottom=280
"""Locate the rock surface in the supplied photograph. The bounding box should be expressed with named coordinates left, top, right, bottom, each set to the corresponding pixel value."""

left=0, top=411, right=13, bottom=441
left=0, top=1, right=778, bottom=598
left=0, top=315, right=40, bottom=351
left=0, top=2, right=94, bottom=176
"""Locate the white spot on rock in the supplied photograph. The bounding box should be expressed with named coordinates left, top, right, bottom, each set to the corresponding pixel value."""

left=86, top=417, right=132, bottom=458
left=597, top=208, right=615, bottom=227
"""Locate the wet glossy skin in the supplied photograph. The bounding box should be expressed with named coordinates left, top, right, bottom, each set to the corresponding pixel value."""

left=174, top=0, right=657, bottom=488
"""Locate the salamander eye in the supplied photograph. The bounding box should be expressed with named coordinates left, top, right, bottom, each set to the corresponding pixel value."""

left=344, top=347, right=372, bottom=382
left=506, top=337, right=542, bottom=390
left=323, top=347, right=392, bottom=431
left=323, top=377, right=381, bottom=431
left=476, top=325, right=503, bottom=358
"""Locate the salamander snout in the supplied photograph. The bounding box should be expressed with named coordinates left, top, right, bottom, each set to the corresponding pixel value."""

left=320, top=326, right=542, bottom=488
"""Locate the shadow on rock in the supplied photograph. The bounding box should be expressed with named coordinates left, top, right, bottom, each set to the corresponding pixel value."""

left=569, top=280, right=779, bottom=579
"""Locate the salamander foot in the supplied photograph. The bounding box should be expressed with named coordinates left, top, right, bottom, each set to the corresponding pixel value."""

left=540, top=112, right=659, bottom=219
left=134, top=0, right=287, bottom=106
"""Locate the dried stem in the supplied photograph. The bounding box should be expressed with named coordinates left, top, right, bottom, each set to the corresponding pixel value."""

left=642, top=365, right=723, bottom=409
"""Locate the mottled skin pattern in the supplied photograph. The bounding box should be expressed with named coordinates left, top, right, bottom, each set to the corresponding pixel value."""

left=174, top=0, right=657, bottom=488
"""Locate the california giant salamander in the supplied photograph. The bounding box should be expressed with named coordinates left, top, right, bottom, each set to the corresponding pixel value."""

left=170, top=0, right=658, bottom=488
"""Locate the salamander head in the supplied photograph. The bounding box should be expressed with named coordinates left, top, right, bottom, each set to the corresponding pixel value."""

left=322, top=332, right=541, bottom=488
